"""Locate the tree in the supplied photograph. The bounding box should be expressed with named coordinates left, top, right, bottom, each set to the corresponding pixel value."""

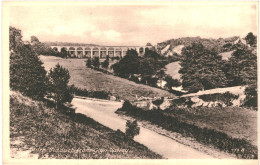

left=144, top=49, right=160, bottom=59
left=156, top=69, right=166, bottom=88
left=227, top=44, right=256, bottom=86
left=86, top=58, right=92, bottom=68
left=245, top=32, right=257, bottom=47
left=10, top=44, right=48, bottom=100
left=179, top=43, right=227, bottom=93
left=59, top=47, right=68, bottom=58
left=93, top=57, right=100, bottom=68
left=10, top=27, right=47, bottom=100
left=164, top=75, right=181, bottom=90
left=47, top=64, right=73, bottom=108
left=30, top=36, right=40, bottom=45
left=9, top=26, right=23, bottom=53
left=125, top=120, right=140, bottom=139
left=139, top=58, right=159, bottom=84
left=101, top=59, right=109, bottom=68
left=112, top=49, right=140, bottom=77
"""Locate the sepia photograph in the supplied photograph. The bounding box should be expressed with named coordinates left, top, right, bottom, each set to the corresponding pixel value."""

left=2, top=1, right=259, bottom=164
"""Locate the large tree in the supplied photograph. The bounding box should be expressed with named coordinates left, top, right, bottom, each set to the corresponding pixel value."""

left=139, top=57, right=159, bottom=84
left=179, top=43, right=227, bottom=92
left=227, top=44, right=257, bottom=107
left=112, top=49, right=140, bottom=77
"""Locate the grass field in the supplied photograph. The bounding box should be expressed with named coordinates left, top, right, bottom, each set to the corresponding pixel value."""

left=165, top=107, right=258, bottom=147
left=10, top=91, right=162, bottom=159
left=40, top=55, right=176, bottom=101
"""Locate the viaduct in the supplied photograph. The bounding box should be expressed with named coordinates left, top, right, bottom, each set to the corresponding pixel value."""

left=50, top=44, right=154, bottom=58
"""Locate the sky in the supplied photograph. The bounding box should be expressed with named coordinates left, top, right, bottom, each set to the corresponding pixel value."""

left=9, top=2, right=258, bottom=46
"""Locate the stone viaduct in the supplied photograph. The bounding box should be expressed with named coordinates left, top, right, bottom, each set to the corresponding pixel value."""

left=50, top=44, right=154, bottom=58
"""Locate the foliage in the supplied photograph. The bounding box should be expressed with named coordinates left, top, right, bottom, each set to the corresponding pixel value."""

left=226, top=44, right=257, bottom=86
left=101, top=59, right=109, bottom=68
left=138, top=57, right=159, bottom=83
left=10, top=44, right=48, bottom=100
left=70, top=85, right=111, bottom=100
left=93, top=57, right=100, bottom=68
left=179, top=43, right=227, bottom=93
left=47, top=64, right=73, bottom=107
left=198, top=92, right=239, bottom=106
left=144, top=49, right=161, bottom=59
left=59, top=47, right=68, bottom=58
left=30, top=36, right=58, bottom=56
left=224, top=44, right=257, bottom=107
left=164, top=75, right=181, bottom=90
left=244, top=84, right=257, bottom=107
left=86, top=58, right=92, bottom=68
left=245, top=32, right=257, bottom=47
left=10, top=26, right=47, bottom=100
left=9, top=26, right=23, bottom=53
left=112, top=49, right=140, bottom=77
left=125, top=120, right=140, bottom=139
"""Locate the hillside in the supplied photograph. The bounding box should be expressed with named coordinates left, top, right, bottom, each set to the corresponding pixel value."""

left=158, top=36, right=239, bottom=56
left=40, top=55, right=176, bottom=101
left=10, top=91, right=162, bottom=159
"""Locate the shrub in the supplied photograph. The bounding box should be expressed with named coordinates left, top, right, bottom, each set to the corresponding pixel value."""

left=47, top=64, right=73, bottom=108
left=125, top=120, right=140, bottom=139
left=198, top=92, right=239, bottom=106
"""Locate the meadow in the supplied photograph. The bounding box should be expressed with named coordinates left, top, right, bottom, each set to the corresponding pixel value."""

left=40, top=55, right=175, bottom=101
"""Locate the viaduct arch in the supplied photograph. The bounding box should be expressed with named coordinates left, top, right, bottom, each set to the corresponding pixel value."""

left=50, top=45, right=154, bottom=58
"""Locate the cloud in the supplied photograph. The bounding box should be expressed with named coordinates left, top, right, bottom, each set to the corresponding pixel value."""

left=9, top=3, right=257, bottom=45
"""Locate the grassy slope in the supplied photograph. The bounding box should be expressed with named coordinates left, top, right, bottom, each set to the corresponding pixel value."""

left=165, top=107, right=257, bottom=146
left=40, top=55, right=176, bottom=101
left=165, top=61, right=181, bottom=80
left=10, top=91, right=162, bottom=159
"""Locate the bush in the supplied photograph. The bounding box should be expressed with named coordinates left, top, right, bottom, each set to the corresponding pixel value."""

left=125, top=120, right=140, bottom=139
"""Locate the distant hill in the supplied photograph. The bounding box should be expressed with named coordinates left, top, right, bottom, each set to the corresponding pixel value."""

left=157, top=36, right=240, bottom=56
left=44, top=41, right=99, bottom=47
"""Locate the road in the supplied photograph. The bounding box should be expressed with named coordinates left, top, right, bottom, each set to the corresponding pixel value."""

left=72, top=97, right=213, bottom=159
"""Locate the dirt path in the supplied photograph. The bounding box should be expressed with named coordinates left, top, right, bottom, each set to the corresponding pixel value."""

left=72, top=97, right=215, bottom=159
